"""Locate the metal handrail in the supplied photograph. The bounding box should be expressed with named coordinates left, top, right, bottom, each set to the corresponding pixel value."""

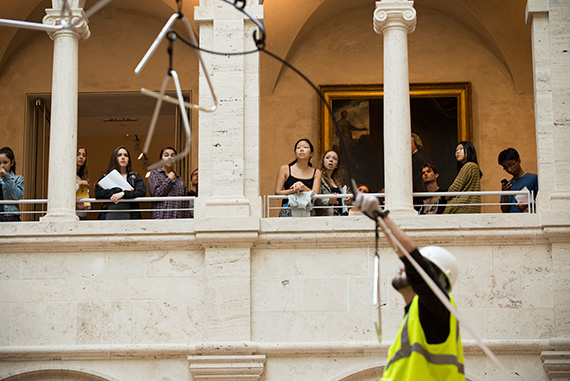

left=0, top=196, right=196, bottom=218
left=264, top=190, right=535, bottom=217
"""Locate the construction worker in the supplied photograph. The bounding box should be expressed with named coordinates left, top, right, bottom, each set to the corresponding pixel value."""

left=353, top=194, right=464, bottom=380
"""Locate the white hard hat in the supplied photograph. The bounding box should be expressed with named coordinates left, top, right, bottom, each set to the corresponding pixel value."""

left=419, top=246, right=459, bottom=291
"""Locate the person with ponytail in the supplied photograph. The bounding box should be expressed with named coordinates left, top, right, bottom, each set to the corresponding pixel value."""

left=274, top=138, right=322, bottom=217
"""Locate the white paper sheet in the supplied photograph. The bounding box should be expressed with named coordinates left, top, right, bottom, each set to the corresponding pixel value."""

left=515, top=185, right=529, bottom=204
left=98, top=169, right=133, bottom=191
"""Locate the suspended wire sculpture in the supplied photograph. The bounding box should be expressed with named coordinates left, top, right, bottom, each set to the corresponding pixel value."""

left=0, top=0, right=113, bottom=32
left=134, top=0, right=218, bottom=172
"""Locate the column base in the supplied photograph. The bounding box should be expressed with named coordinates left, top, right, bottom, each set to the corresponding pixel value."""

left=385, top=202, right=417, bottom=215
left=200, top=196, right=253, bottom=218
left=40, top=210, right=79, bottom=222
left=551, top=192, right=570, bottom=211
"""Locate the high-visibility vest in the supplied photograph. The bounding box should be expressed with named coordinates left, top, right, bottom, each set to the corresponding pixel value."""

left=380, top=295, right=465, bottom=380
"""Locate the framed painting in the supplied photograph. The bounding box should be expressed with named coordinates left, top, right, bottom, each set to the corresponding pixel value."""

left=318, top=82, right=472, bottom=193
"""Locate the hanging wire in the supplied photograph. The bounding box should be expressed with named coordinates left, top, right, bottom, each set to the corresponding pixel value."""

left=169, top=2, right=355, bottom=186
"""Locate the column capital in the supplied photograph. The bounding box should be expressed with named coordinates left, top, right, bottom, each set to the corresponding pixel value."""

left=189, top=355, right=266, bottom=380
left=374, top=1, right=417, bottom=35
left=43, top=6, right=91, bottom=40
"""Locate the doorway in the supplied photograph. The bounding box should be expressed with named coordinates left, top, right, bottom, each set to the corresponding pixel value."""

left=25, top=91, right=193, bottom=220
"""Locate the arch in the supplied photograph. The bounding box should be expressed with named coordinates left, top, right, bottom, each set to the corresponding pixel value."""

left=330, top=364, right=383, bottom=381
left=263, top=0, right=531, bottom=95
left=0, top=0, right=189, bottom=73
left=329, top=363, right=475, bottom=381
left=1, top=367, right=118, bottom=381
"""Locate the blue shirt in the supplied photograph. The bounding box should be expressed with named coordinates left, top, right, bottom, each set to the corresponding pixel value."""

left=502, top=173, right=538, bottom=213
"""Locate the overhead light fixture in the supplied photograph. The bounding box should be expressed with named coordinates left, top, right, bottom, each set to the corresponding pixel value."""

left=103, top=117, right=138, bottom=122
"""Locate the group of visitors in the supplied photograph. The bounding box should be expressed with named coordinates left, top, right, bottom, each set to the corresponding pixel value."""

left=89, top=146, right=198, bottom=220
left=0, top=138, right=540, bottom=221
left=73, top=145, right=197, bottom=221
left=274, top=137, right=538, bottom=216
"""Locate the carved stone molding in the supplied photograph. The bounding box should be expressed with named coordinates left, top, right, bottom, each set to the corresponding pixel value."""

left=43, top=6, right=91, bottom=40
left=373, top=1, right=417, bottom=35
left=541, top=351, right=570, bottom=379
left=188, top=355, right=266, bottom=380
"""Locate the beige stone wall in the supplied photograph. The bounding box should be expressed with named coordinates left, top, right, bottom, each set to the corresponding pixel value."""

left=0, top=215, right=564, bottom=380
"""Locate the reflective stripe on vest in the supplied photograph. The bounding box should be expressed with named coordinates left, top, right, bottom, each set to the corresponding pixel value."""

left=384, top=297, right=464, bottom=376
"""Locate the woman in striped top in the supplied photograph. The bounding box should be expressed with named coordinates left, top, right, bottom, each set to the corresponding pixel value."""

left=443, top=141, right=482, bottom=214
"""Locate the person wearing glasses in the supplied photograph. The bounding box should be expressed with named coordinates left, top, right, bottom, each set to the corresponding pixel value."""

left=498, top=148, right=538, bottom=213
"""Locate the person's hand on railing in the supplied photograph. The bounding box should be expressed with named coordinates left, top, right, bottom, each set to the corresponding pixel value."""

left=328, top=192, right=340, bottom=205
left=110, top=192, right=125, bottom=204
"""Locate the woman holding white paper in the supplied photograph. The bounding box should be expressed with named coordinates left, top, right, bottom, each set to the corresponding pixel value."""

left=95, top=146, right=146, bottom=220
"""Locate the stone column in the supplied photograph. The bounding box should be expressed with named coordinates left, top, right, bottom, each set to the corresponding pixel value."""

left=374, top=1, right=417, bottom=214
left=41, top=0, right=90, bottom=222
left=192, top=1, right=264, bottom=374
left=526, top=0, right=570, bottom=213
left=194, top=0, right=263, bottom=223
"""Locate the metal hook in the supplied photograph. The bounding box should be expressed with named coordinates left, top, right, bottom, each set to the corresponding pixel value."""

left=176, top=0, right=184, bottom=17
left=221, top=0, right=266, bottom=49
left=233, top=0, right=246, bottom=10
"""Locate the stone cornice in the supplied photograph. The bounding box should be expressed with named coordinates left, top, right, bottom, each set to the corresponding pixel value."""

left=2, top=214, right=568, bottom=252
left=0, top=339, right=567, bottom=362
left=373, top=1, right=417, bottom=35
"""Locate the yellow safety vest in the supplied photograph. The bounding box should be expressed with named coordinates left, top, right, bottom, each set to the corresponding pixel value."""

left=381, top=295, right=464, bottom=380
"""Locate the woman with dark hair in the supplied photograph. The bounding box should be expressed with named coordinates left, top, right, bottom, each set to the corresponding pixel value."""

left=274, top=138, right=322, bottom=217
left=148, top=146, right=189, bottom=219
left=443, top=141, right=482, bottom=214
left=76, top=146, right=90, bottom=220
left=0, top=146, right=24, bottom=222
left=95, top=146, right=146, bottom=220
left=314, top=149, right=344, bottom=216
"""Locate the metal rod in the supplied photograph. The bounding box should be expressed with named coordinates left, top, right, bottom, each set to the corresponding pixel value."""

left=0, top=19, right=62, bottom=32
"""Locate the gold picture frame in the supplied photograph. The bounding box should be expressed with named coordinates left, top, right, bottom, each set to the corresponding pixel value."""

left=318, top=82, right=472, bottom=192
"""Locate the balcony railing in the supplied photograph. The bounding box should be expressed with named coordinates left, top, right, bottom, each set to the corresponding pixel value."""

left=0, top=190, right=535, bottom=221
left=0, top=196, right=196, bottom=221
left=263, top=190, right=535, bottom=217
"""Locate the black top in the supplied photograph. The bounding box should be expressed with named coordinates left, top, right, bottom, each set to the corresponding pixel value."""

left=282, top=166, right=316, bottom=206
left=283, top=166, right=316, bottom=190
left=402, top=248, right=450, bottom=344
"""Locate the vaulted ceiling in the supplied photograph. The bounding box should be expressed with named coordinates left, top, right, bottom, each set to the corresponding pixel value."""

left=0, top=0, right=531, bottom=92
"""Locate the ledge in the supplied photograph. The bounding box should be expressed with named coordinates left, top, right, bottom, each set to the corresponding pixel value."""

left=0, top=339, right=567, bottom=361
left=1, top=213, right=568, bottom=252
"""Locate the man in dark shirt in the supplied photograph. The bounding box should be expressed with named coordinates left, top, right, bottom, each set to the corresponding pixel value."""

left=419, top=163, right=447, bottom=215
